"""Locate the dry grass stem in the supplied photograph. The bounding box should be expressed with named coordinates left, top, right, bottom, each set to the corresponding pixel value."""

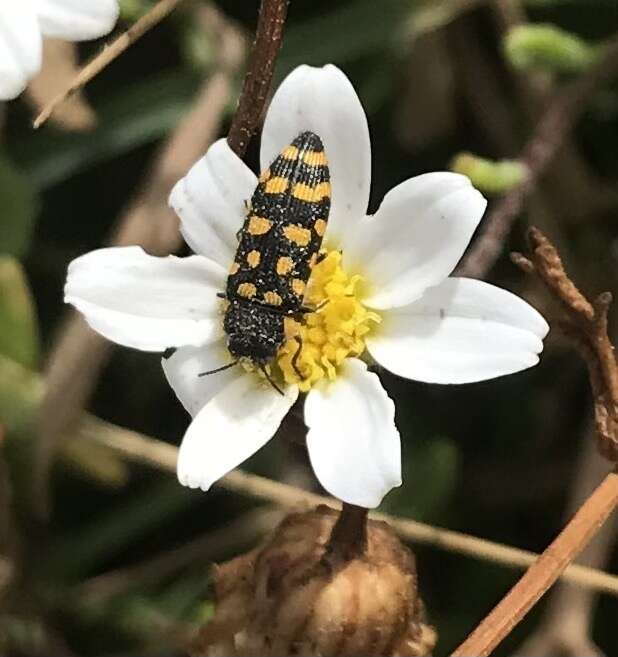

left=34, top=0, right=187, bottom=129
left=451, top=470, right=618, bottom=656
left=77, top=413, right=618, bottom=597
left=26, top=39, right=96, bottom=131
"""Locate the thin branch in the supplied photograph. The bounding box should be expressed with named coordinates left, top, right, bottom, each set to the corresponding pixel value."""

left=77, top=413, right=618, bottom=596
left=34, top=0, right=187, bottom=129
left=457, top=34, right=618, bottom=279
left=226, top=0, right=289, bottom=157
left=451, top=470, right=618, bottom=657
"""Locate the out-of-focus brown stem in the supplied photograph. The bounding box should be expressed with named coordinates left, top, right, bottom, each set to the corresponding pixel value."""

left=226, top=0, right=289, bottom=157
left=458, top=34, right=618, bottom=278
left=451, top=470, right=618, bottom=657
left=34, top=7, right=245, bottom=520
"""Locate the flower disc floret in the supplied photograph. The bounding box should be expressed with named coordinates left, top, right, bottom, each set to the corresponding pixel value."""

left=277, top=250, right=380, bottom=392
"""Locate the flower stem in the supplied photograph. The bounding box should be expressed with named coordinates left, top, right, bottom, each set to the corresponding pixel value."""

left=324, top=503, right=368, bottom=563
left=450, top=469, right=618, bottom=657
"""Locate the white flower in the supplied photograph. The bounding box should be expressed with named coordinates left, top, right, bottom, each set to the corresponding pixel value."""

left=65, top=64, right=549, bottom=509
left=0, top=1, right=119, bottom=100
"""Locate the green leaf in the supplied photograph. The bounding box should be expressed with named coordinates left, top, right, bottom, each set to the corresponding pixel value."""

left=0, top=154, right=39, bottom=256
left=383, top=435, right=459, bottom=520
left=0, top=257, right=39, bottom=369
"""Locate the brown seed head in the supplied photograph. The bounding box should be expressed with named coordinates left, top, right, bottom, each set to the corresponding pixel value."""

left=191, top=505, right=436, bottom=657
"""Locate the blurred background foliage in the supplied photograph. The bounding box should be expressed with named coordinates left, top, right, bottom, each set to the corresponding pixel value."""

left=0, top=0, right=617, bottom=654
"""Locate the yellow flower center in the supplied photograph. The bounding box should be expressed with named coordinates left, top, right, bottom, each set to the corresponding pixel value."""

left=276, top=250, right=381, bottom=392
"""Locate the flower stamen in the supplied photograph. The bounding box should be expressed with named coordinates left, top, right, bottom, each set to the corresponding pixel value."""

left=277, top=250, right=380, bottom=392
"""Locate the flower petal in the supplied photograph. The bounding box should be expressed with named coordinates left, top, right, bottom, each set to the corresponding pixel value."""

left=177, top=375, right=298, bottom=491
left=65, top=246, right=226, bottom=351
left=169, top=138, right=256, bottom=268
left=368, top=277, right=549, bottom=384
left=0, top=3, right=42, bottom=100
left=36, top=0, right=119, bottom=40
left=347, top=173, right=487, bottom=310
left=260, top=65, right=371, bottom=246
left=162, top=341, right=240, bottom=417
left=305, top=358, right=401, bottom=508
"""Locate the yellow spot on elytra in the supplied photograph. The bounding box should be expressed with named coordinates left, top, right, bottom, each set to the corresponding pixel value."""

left=248, top=216, right=272, bottom=235
left=283, top=224, right=311, bottom=247
left=276, top=256, right=294, bottom=275
left=246, top=250, right=261, bottom=268
left=229, top=262, right=240, bottom=275
left=264, top=176, right=289, bottom=194
left=309, top=253, right=318, bottom=269
left=292, top=181, right=331, bottom=202
left=292, top=183, right=314, bottom=202
left=282, top=145, right=299, bottom=160
left=276, top=251, right=380, bottom=392
left=314, top=218, right=327, bottom=237
left=258, top=168, right=271, bottom=183
left=237, top=282, right=257, bottom=299
left=263, top=291, right=283, bottom=306
left=313, top=181, right=331, bottom=201
left=303, top=149, right=327, bottom=167
left=291, top=278, right=306, bottom=297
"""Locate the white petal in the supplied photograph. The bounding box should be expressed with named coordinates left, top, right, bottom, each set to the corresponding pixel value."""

left=0, top=3, right=42, bottom=100
left=368, top=277, right=549, bottom=384
left=305, top=359, right=401, bottom=508
left=347, top=173, right=487, bottom=310
left=36, top=0, right=119, bottom=40
left=169, top=138, right=256, bottom=268
left=177, top=375, right=298, bottom=491
left=65, top=246, right=226, bottom=352
left=260, top=65, right=371, bottom=246
left=162, top=341, right=240, bottom=417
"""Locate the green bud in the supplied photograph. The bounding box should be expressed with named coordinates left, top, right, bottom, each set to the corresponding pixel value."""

left=451, top=153, right=528, bottom=195
left=118, top=0, right=150, bottom=21
left=504, top=24, right=599, bottom=75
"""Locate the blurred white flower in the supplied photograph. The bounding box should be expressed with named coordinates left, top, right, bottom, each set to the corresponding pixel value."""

left=0, top=1, right=119, bottom=100
left=65, top=64, right=549, bottom=509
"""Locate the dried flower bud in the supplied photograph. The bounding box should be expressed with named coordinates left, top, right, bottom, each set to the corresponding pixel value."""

left=192, top=505, right=436, bottom=657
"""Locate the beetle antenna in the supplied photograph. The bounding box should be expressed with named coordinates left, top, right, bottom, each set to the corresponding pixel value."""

left=198, top=361, right=238, bottom=377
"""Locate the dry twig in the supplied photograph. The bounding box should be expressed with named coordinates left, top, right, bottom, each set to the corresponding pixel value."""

left=34, top=0, right=187, bottom=129
left=513, top=227, right=618, bottom=460
left=458, top=35, right=618, bottom=278
left=451, top=228, right=618, bottom=656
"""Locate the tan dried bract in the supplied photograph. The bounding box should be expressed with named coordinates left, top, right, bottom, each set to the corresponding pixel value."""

left=190, top=505, right=436, bottom=657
